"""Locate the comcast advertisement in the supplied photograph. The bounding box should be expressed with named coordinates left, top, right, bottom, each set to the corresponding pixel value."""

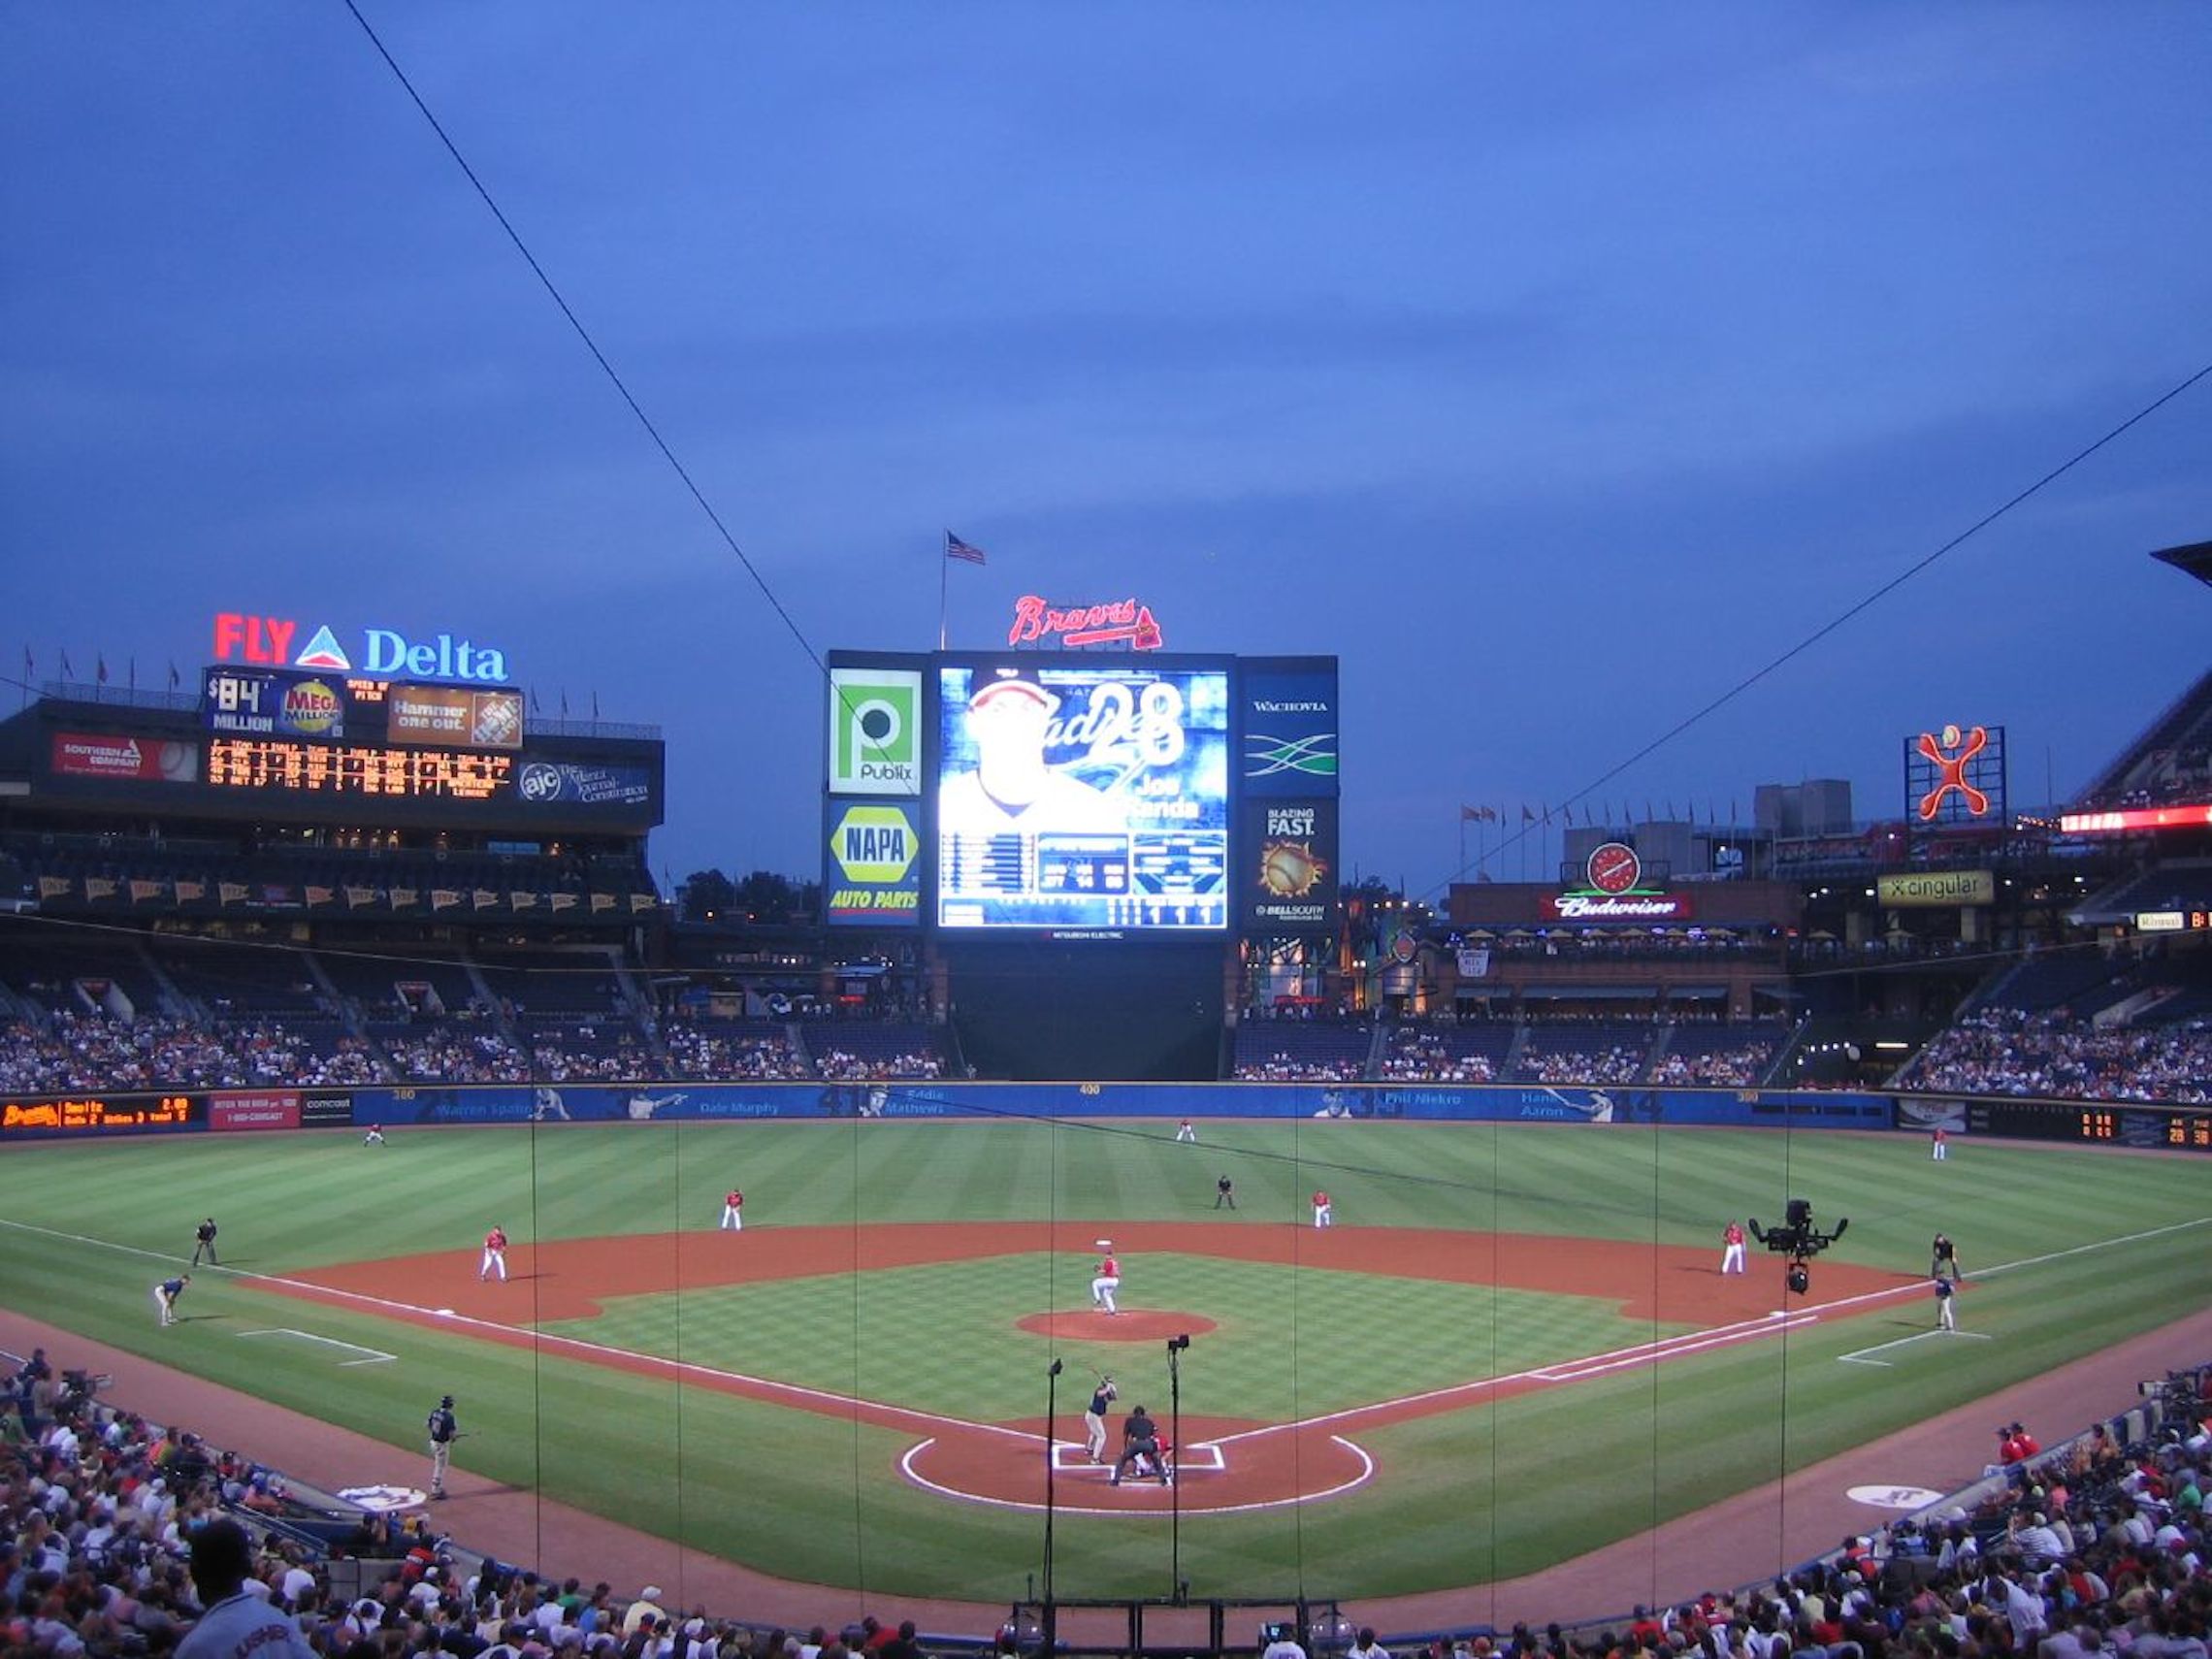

left=934, top=658, right=1230, bottom=931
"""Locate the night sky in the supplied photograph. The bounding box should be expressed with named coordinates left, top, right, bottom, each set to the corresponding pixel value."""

left=6, top=6, right=2208, bottom=895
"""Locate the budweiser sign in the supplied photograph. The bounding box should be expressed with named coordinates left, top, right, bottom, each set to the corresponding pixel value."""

left=1542, top=893, right=1693, bottom=921
left=1007, top=595, right=1163, bottom=651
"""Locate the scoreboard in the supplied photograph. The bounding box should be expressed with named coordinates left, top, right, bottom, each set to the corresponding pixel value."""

left=1965, top=1098, right=2212, bottom=1152
left=207, top=738, right=513, bottom=800
left=37, top=671, right=662, bottom=830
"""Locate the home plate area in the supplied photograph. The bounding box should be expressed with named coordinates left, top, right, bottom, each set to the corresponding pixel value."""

left=899, top=1416, right=1372, bottom=1514
left=1049, top=1437, right=1227, bottom=1481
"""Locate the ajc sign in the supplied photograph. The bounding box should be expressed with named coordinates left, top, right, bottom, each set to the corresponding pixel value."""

left=212, top=613, right=511, bottom=686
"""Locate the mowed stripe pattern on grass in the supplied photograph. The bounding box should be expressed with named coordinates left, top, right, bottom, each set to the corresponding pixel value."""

left=0, top=1121, right=2206, bottom=1602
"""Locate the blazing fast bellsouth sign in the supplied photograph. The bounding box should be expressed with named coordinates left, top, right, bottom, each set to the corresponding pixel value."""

left=212, top=613, right=511, bottom=686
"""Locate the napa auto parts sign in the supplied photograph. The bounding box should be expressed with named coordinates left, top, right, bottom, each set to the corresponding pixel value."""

left=212, top=612, right=511, bottom=686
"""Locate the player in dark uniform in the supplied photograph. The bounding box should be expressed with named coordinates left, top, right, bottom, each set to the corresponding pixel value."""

left=1111, top=1404, right=1168, bottom=1485
left=426, top=1394, right=459, bottom=1499
left=1083, top=1375, right=1118, bottom=1463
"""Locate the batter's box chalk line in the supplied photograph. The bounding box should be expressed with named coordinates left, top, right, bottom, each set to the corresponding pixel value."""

left=1050, top=1441, right=1225, bottom=1473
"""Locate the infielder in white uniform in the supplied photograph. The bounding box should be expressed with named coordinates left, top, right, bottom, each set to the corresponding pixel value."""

left=1720, top=1220, right=1747, bottom=1275
left=1090, top=1247, right=1121, bottom=1316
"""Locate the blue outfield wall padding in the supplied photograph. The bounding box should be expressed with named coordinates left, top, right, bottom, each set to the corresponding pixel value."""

left=0, top=1080, right=1901, bottom=1137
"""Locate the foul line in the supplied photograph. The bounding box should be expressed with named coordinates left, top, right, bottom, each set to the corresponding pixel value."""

left=1838, top=1328, right=1993, bottom=1368
left=239, top=1328, right=396, bottom=1366
left=4, top=1211, right=2206, bottom=1454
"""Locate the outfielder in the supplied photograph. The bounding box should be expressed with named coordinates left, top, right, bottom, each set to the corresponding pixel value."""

left=1175, top=1118, right=1196, bottom=1144
left=1090, top=1245, right=1121, bottom=1316
left=1720, top=1220, right=1746, bottom=1274
left=719, top=1188, right=744, bottom=1231
left=1084, top=1375, right=1118, bottom=1462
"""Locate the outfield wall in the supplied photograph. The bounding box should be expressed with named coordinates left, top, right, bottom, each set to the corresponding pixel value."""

left=8, top=1080, right=2207, bottom=1146
left=0, top=1080, right=1895, bottom=1137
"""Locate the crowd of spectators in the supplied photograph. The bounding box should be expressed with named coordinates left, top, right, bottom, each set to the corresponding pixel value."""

left=525, top=1041, right=651, bottom=1085
left=1648, top=1039, right=1779, bottom=1088
left=5, top=1346, right=964, bottom=1659
left=0, top=1014, right=380, bottom=1094
left=812, top=1049, right=943, bottom=1082
left=1902, top=1009, right=2212, bottom=1104
left=385, top=1029, right=534, bottom=1086
left=1232, top=1051, right=1365, bottom=1082
left=659, top=1025, right=813, bottom=1083
left=1517, top=1042, right=1647, bottom=1086
left=1379, top=1032, right=1496, bottom=1084
left=11, top=1329, right=2208, bottom=1659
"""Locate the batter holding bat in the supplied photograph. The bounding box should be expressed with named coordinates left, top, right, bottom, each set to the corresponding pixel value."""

left=1084, top=1373, right=1118, bottom=1462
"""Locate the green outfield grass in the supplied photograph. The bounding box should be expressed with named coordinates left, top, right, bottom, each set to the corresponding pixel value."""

left=0, top=1118, right=2207, bottom=1603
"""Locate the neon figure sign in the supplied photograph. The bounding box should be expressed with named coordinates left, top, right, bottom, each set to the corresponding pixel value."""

left=1916, top=724, right=1991, bottom=821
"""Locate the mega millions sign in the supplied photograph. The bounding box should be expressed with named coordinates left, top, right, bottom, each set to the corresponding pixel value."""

left=212, top=613, right=511, bottom=686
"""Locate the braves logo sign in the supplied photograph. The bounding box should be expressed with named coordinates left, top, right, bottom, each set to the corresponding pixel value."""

left=1916, top=724, right=1991, bottom=821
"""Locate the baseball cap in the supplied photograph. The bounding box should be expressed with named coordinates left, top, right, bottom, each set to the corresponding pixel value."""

left=969, top=669, right=1057, bottom=714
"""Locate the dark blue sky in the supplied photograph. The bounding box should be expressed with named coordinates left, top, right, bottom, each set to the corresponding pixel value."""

left=6, top=6, right=2208, bottom=895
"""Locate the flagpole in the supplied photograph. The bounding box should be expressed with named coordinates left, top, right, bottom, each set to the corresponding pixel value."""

left=937, top=534, right=950, bottom=650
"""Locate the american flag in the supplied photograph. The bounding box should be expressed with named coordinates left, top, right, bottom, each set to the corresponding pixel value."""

left=945, top=532, right=988, bottom=566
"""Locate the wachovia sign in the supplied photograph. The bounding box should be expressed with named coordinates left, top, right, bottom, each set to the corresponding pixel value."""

left=213, top=612, right=511, bottom=686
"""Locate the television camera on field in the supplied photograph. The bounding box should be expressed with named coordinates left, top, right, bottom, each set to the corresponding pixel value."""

left=1746, top=1199, right=1848, bottom=1294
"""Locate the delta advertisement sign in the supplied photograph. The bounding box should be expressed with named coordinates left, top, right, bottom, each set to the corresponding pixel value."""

left=1539, top=842, right=1694, bottom=922
left=212, top=612, right=512, bottom=686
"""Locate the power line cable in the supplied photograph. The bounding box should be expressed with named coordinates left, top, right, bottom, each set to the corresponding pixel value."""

left=1423, top=357, right=2212, bottom=901
left=338, top=0, right=826, bottom=682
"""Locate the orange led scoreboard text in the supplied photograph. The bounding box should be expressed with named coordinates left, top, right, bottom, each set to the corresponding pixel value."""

left=0, top=1093, right=198, bottom=1135
left=206, top=738, right=512, bottom=799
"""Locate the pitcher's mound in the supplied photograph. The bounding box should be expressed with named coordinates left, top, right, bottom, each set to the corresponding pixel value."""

left=1015, top=1310, right=1219, bottom=1342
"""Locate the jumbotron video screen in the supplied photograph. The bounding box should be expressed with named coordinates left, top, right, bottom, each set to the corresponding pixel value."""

left=934, top=658, right=1230, bottom=931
